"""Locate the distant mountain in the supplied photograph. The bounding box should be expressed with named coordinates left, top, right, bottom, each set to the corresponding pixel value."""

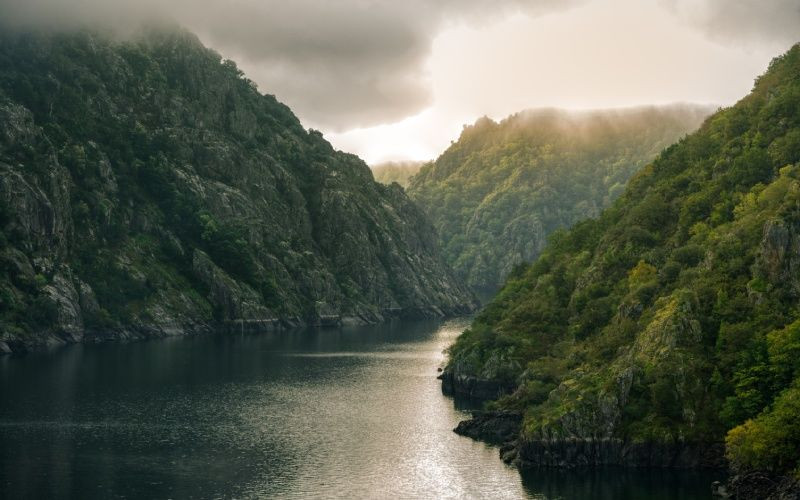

left=371, top=161, right=425, bottom=188
left=0, top=28, right=476, bottom=353
left=407, top=105, right=712, bottom=293
left=443, top=44, right=800, bottom=492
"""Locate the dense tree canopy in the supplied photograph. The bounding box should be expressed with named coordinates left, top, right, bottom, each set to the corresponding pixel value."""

left=407, top=106, right=710, bottom=293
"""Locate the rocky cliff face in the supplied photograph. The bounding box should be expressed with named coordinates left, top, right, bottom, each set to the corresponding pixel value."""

left=0, top=28, right=476, bottom=353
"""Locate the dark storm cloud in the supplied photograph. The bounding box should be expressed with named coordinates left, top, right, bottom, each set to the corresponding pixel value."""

left=0, top=0, right=579, bottom=129
left=182, top=1, right=435, bottom=129
left=662, top=0, right=800, bottom=47
left=179, top=0, right=583, bottom=129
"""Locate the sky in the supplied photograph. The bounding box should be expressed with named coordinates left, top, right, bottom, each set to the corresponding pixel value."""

left=1, top=0, right=799, bottom=164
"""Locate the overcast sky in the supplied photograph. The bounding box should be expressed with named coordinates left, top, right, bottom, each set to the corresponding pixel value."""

left=2, top=0, right=799, bottom=163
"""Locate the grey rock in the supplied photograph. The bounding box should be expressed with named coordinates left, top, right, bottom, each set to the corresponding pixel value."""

left=728, top=472, right=800, bottom=500
left=453, top=411, right=522, bottom=445
left=712, top=480, right=730, bottom=498
left=758, top=218, right=800, bottom=295
left=43, top=270, right=84, bottom=341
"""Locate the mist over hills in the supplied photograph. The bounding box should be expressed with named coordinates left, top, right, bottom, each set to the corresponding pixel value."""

left=370, top=161, right=425, bottom=188
left=407, top=105, right=712, bottom=293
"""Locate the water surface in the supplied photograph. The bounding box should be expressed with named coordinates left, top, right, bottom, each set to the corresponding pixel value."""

left=0, top=319, right=720, bottom=498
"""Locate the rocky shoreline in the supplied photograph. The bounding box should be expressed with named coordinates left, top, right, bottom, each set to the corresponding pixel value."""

left=438, top=367, right=515, bottom=400
left=721, top=471, right=800, bottom=500
left=0, top=304, right=475, bottom=355
left=446, top=383, right=800, bottom=499
left=452, top=409, right=725, bottom=469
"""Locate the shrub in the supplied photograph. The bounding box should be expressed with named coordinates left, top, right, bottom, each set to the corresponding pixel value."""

left=726, top=383, right=800, bottom=476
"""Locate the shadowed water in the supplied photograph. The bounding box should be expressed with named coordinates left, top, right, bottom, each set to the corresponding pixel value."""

left=0, top=319, right=721, bottom=498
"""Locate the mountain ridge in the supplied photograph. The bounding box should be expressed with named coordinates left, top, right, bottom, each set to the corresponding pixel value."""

left=0, top=27, right=477, bottom=353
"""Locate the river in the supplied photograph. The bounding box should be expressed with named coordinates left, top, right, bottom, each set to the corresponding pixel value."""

left=0, top=318, right=720, bottom=498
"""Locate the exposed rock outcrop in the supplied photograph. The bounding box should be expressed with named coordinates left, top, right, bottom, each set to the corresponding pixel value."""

left=757, top=218, right=800, bottom=296
left=439, top=369, right=515, bottom=401
left=453, top=411, right=522, bottom=445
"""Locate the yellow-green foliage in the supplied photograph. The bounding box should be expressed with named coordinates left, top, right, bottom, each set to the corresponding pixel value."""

left=726, top=319, right=800, bottom=475
left=726, top=382, right=800, bottom=476
left=628, top=260, right=657, bottom=288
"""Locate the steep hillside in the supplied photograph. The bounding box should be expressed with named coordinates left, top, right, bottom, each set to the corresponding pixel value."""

left=0, top=28, right=476, bottom=353
left=408, top=106, right=711, bottom=292
left=371, top=161, right=424, bottom=188
left=443, top=44, right=800, bottom=487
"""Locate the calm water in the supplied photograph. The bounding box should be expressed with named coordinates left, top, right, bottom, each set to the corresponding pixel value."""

left=0, top=319, right=721, bottom=499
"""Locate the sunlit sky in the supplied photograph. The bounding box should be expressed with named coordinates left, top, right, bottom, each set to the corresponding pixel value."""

left=2, top=0, right=798, bottom=164
left=321, top=0, right=795, bottom=163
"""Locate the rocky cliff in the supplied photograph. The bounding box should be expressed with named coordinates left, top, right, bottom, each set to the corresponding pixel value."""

left=0, top=28, right=476, bottom=353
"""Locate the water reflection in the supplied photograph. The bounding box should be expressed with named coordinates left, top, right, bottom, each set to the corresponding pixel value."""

left=1, top=319, right=529, bottom=498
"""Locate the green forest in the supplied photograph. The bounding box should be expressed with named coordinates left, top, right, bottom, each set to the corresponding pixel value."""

left=407, top=106, right=710, bottom=293
left=445, top=43, right=800, bottom=480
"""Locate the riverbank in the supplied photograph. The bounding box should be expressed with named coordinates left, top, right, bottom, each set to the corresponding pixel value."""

left=0, top=318, right=537, bottom=498
left=0, top=303, right=476, bottom=355
left=451, top=408, right=725, bottom=468
left=446, top=392, right=800, bottom=499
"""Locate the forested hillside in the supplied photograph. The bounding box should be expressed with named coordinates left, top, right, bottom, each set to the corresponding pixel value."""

left=408, top=106, right=711, bottom=292
left=443, top=44, right=800, bottom=490
left=0, top=28, right=476, bottom=353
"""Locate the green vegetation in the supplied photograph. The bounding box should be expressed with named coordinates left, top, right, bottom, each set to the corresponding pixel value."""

left=446, top=44, right=800, bottom=476
left=371, top=161, right=424, bottom=187
left=725, top=319, right=800, bottom=477
left=0, top=27, right=473, bottom=347
left=408, top=107, right=711, bottom=293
